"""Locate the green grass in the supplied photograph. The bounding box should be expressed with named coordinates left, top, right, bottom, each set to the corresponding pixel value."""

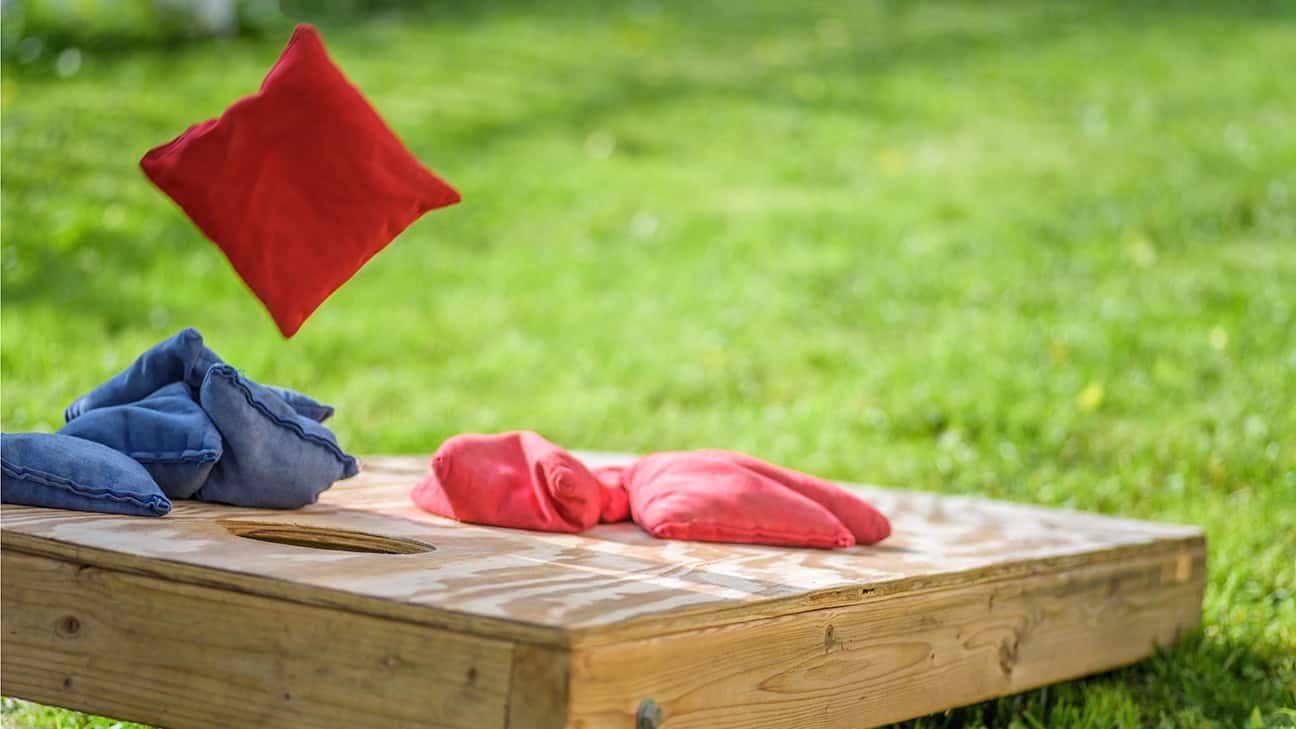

left=2, top=1, right=1294, bottom=726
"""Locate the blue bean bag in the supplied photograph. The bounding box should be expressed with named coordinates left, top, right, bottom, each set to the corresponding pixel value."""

left=59, top=382, right=222, bottom=499
left=195, top=365, right=358, bottom=509
left=1, top=432, right=171, bottom=516
left=55, top=328, right=356, bottom=509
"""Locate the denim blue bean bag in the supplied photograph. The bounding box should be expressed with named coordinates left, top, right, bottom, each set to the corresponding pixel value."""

left=59, top=382, right=222, bottom=499
left=196, top=365, right=358, bottom=508
left=54, top=328, right=356, bottom=510
left=64, top=328, right=219, bottom=422
left=1, top=432, right=172, bottom=516
left=262, top=385, right=335, bottom=423
left=64, top=328, right=334, bottom=424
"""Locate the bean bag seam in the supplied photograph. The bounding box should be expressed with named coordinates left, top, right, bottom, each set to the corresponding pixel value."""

left=1, top=463, right=170, bottom=511
left=650, top=519, right=852, bottom=545
left=127, top=449, right=222, bottom=464
left=207, top=366, right=355, bottom=469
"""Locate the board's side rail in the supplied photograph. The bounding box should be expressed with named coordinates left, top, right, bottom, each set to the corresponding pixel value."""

left=0, top=528, right=1204, bottom=650
left=561, top=540, right=1208, bottom=729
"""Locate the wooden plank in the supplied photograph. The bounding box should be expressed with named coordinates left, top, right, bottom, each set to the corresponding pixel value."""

left=567, top=542, right=1206, bottom=729
left=0, top=550, right=515, bottom=729
left=505, top=643, right=571, bottom=729
left=0, top=455, right=1204, bottom=648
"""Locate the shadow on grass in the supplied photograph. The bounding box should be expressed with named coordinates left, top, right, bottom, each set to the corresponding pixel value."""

left=3, top=0, right=1293, bottom=321
left=333, top=0, right=1296, bottom=154
left=7, top=0, right=1293, bottom=64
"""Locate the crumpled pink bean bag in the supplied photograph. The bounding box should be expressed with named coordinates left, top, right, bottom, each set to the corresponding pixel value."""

left=411, top=433, right=890, bottom=549
left=595, top=450, right=890, bottom=548
left=411, top=431, right=621, bottom=533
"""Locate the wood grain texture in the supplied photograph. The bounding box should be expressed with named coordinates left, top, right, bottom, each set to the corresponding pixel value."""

left=567, top=544, right=1206, bottom=729
left=0, top=454, right=1207, bottom=729
left=0, top=550, right=514, bottom=729
left=506, top=643, right=571, bottom=729
left=0, top=454, right=1204, bottom=648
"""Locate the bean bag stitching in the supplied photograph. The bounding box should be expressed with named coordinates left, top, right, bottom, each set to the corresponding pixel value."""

left=648, top=519, right=851, bottom=544
left=125, top=449, right=221, bottom=464
left=205, top=366, right=355, bottom=468
left=1, top=463, right=170, bottom=511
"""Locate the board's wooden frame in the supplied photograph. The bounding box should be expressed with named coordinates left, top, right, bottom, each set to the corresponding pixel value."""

left=2, top=455, right=1206, bottom=729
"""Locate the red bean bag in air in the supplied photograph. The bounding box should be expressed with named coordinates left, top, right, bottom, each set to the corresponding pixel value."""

left=141, top=24, right=460, bottom=337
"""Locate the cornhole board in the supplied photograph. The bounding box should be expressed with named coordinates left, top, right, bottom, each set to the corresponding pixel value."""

left=1, top=454, right=1205, bottom=729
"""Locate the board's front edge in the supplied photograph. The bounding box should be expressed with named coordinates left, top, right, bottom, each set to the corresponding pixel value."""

left=565, top=539, right=1205, bottom=729
left=1, top=549, right=516, bottom=729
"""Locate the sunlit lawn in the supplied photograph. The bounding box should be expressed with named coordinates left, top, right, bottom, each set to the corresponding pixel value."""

left=2, top=1, right=1294, bottom=727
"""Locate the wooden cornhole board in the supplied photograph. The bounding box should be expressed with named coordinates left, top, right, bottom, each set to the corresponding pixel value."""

left=2, top=454, right=1205, bottom=729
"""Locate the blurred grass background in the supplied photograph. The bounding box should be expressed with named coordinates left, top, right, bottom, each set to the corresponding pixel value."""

left=2, top=0, right=1294, bottom=727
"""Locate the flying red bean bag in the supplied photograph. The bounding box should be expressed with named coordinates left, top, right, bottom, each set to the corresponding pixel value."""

left=140, top=24, right=460, bottom=337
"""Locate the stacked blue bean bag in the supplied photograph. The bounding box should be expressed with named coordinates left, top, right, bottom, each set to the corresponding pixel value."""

left=1, top=329, right=357, bottom=516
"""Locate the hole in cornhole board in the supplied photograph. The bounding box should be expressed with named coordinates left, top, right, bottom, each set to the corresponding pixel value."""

left=220, top=520, right=435, bottom=554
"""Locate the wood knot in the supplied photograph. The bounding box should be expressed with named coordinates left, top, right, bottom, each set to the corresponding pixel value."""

left=57, top=616, right=80, bottom=636
left=998, top=634, right=1020, bottom=675
left=824, top=624, right=845, bottom=654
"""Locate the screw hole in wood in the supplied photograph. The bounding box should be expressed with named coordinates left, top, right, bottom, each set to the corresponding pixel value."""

left=636, top=698, right=662, bottom=729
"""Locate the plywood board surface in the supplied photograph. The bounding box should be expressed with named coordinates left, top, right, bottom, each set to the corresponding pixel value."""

left=1, top=454, right=1203, bottom=645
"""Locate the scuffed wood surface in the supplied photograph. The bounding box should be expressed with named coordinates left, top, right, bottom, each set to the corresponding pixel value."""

left=1, top=454, right=1203, bottom=646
